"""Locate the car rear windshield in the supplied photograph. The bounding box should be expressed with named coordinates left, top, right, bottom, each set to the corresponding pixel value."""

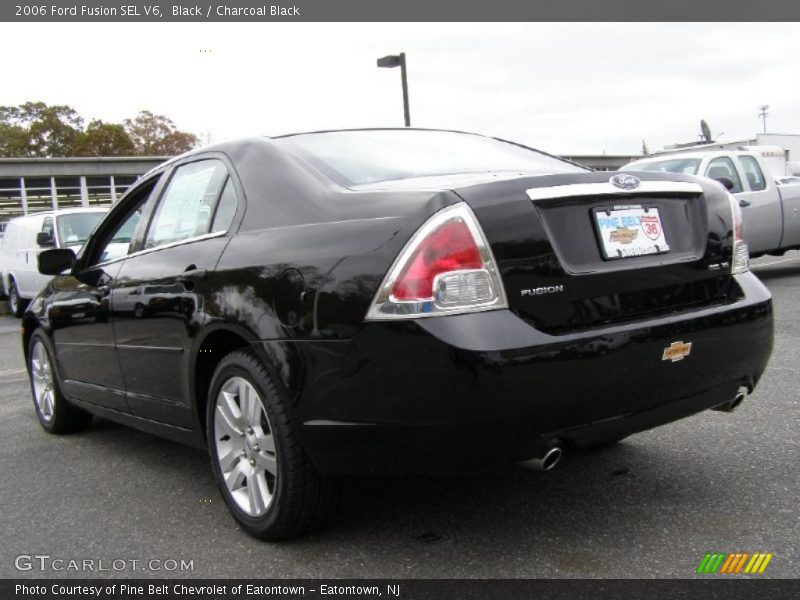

left=276, top=130, right=586, bottom=186
left=625, top=158, right=700, bottom=175
left=57, top=212, right=106, bottom=246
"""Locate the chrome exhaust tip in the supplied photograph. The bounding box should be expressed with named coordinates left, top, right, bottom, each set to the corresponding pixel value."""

left=519, top=446, right=563, bottom=472
left=712, top=386, right=749, bottom=413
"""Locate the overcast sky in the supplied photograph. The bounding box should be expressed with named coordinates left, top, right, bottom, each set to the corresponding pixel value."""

left=2, top=22, right=799, bottom=155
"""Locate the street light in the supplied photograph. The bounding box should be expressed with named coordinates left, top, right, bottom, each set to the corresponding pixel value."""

left=377, top=52, right=410, bottom=127
left=758, top=105, right=769, bottom=133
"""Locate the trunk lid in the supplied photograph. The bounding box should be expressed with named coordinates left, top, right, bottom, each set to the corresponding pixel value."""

left=453, top=171, right=739, bottom=334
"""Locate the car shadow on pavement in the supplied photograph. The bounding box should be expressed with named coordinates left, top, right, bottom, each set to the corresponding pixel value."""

left=63, top=414, right=757, bottom=569
left=752, top=265, right=800, bottom=282
left=328, top=441, right=707, bottom=544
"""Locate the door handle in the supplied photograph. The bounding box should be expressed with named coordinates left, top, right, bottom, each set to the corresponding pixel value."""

left=739, top=199, right=751, bottom=207
left=177, top=268, right=208, bottom=282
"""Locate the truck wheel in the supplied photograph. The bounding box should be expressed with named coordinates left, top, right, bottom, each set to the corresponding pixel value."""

left=207, top=349, right=339, bottom=540
left=8, top=278, right=28, bottom=318
left=28, top=330, right=92, bottom=433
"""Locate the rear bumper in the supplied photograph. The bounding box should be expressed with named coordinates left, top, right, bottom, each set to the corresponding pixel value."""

left=288, top=273, right=773, bottom=475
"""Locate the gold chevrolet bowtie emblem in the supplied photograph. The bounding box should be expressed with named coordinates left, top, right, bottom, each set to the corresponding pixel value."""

left=662, top=341, right=692, bottom=362
left=609, top=227, right=639, bottom=244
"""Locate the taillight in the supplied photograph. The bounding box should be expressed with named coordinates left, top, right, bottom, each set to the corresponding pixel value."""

left=365, top=202, right=508, bottom=320
left=728, top=193, right=749, bottom=275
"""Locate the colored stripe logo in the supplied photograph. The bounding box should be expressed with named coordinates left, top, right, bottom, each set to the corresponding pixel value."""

left=696, top=552, right=773, bottom=574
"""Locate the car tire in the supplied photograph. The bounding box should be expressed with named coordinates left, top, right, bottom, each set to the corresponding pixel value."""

left=8, top=278, right=28, bottom=318
left=28, top=330, right=92, bottom=433
left=207, top=349, right=340, bottom=540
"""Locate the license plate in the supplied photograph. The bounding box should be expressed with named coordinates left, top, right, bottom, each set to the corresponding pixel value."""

left=593, top=205, right=669, bottom=260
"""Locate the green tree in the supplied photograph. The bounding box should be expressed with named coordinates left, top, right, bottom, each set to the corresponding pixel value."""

left=0, top=103, right=199, bottom=157
left=71, top=120, right=136, bottom=156
left=124, top=110, right=198, bottom=155
left=0, top=101, right=83, bottom=157
left=0, top=122, right=30, bottom=156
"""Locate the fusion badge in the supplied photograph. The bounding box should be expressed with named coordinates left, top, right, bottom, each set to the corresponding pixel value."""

left=662, top=341, right=692, bottom=362
left=520, top=285, right=564, bottom=297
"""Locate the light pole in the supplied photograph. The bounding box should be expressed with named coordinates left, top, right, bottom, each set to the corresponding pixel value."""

left=377, top=52, right=410, bottom=127
left=758, top=105, right=769, bottom=133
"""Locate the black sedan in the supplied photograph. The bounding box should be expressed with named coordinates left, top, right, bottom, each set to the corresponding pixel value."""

left=24, top=129, right=774, bottom=539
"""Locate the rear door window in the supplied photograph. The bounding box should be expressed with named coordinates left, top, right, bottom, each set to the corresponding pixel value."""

left=705, top=157, right=743, bottom=193
left=144, top=160, right=229, bottom=249
left=738, top=155, right=767, bottom=191
left=210, top=178, right=238, bottom=233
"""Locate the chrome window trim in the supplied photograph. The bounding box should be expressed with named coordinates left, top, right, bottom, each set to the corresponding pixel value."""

left=91, top=230, right=228, bottom=270
left=526, top=181, right=703, bottom=201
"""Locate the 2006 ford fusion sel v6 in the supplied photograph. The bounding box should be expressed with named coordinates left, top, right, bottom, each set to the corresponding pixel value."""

left=23, top=129, right=774, bottom=539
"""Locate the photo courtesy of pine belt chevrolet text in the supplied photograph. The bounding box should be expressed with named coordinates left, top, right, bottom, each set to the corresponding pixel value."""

left=21, top=128, right=774, bottom=539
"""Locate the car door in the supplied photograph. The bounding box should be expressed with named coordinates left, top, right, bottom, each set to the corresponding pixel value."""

left=111, top=157, right=239, bottom=426
left=733, top=154, right=781, bottom=254
left=50, top=175, right=163, bottom=411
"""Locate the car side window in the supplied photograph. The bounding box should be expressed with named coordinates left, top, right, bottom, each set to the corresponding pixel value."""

left=91, top=178, right=159, bottom=265
left=705, top=157, right=743, bottom=193
left=145, top=160, right=228, bottom=249
left=211, top=178, right=238, bottom=233
left=739, top=156, right=767, bottom=191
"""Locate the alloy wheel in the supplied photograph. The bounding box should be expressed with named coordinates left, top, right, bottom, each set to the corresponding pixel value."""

left=214, top=376, right=277, bottom=517
left=30, top=341, right=55, bottom=422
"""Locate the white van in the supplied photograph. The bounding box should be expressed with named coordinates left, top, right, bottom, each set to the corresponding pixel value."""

left=0, top=208, right=109, bottom=317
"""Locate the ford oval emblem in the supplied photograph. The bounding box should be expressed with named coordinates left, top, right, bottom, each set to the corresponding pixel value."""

left=610, top=173, right=640, bottom=190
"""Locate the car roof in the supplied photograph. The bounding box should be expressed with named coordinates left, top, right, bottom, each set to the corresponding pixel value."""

left=140, top=127, right=586, bottom=180
left=271, top=126, right=486, bottom=140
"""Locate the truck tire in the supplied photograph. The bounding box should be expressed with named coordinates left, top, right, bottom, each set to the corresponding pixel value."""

left=8, top=278, right=28, bottom=318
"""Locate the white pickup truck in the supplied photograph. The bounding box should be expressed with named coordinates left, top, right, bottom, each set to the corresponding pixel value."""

left=621, top=150, right=800, bottom=258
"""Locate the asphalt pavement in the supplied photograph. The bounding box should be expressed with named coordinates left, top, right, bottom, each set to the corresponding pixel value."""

left=0, top=254, right=798, bottom=579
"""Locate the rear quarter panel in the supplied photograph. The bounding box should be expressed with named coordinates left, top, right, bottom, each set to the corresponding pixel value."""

left=211, top=191, right=456, bottom=343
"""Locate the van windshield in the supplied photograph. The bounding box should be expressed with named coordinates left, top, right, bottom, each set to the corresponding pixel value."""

left=57, top=212, right=106, bottom=246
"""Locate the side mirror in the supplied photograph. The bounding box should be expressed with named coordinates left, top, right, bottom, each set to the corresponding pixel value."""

left=713, top=176, right=735, bottom=191
left=36, top=231, right=55, bottom=247
left=38, top=248, right=76, bottom=276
